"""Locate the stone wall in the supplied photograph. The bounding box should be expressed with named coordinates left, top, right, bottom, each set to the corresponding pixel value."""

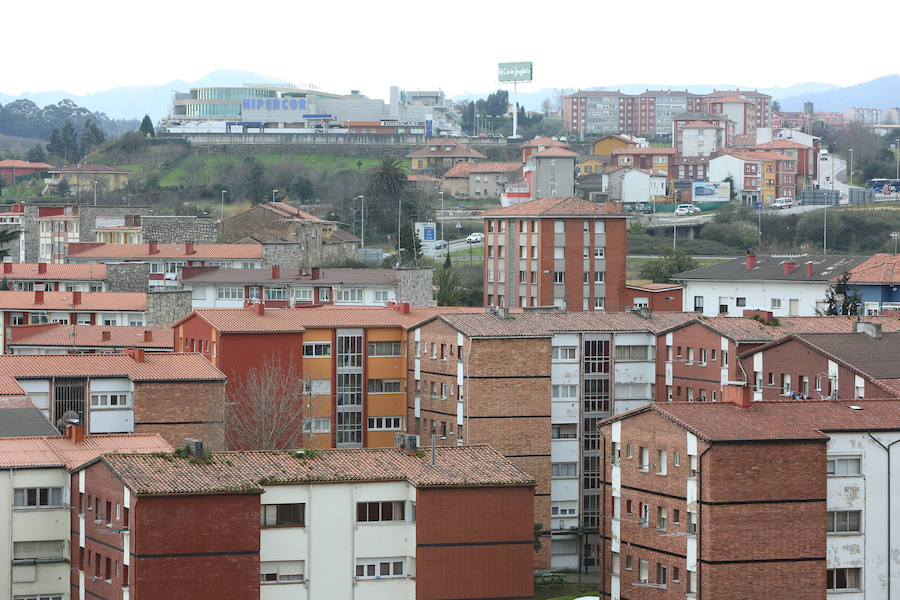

left=395, top=267, right=436, bottom=306
left=106, top=262, right=150, bottom=292
left=146, top=290, right=193, bottom=327
left=142, top=216, right=217, bottom=244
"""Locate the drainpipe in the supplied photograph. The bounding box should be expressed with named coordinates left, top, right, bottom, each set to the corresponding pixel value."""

left=867, top=432, right=900, bottom=600
left=464, top=338, right=472, bottom=446
left=697, top=443, right=712, bottom=600
left=598, top=428, right=607, bottom=599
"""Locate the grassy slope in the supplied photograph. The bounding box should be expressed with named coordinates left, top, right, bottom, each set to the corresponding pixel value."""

left=157, top=154, right=381, bottom=187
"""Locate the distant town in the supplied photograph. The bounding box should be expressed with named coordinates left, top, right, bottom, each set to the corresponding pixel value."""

left=0, top=65, right=899, bottom=600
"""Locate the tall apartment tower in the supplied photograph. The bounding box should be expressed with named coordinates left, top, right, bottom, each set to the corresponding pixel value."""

left=481, top=198, right=628, bottom=312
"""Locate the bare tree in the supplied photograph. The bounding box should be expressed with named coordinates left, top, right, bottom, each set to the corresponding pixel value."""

left=541, top=98, right=553, bottom=117
left=553, top=88, right=575, bottom=114
left=226, top=355, right=309, bottom=450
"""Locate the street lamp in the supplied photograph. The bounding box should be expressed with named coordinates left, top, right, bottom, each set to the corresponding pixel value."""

left=272, top=189, right=278, bottom=203
left=849, top=148, right=854, bottom=188
left=356, top=195, right=365, bottom=247
left=439, top=191, right=444, bottom=242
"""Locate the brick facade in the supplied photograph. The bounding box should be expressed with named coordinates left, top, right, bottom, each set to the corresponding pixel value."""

left=133, top=380, right=225, bottom=450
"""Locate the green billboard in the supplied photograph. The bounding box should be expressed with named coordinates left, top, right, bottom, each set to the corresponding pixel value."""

left=498, top=62, right=533, bottom=82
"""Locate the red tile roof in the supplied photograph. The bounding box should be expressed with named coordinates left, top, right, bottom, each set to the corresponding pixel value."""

left=7, top=324, right=173, bottom=350
left=611, top=147, right=677, bottom=155
left=626, top=283, right=683, bottom=292
left=98, top=445, right=535, bottom=496
left=175, top=305, right=479, bottom=334
left=181, top=266, right=401, bottom=286
left=664, top=315, right=900, bottom=344
left=470, top=161, right=523, bottom=174
left=753, top=139, right=810, bottom=150
left=845, top=253, right=900, bottom=284
left=727, top=151, right=797, bottom=163
left=482, top=197, right=629, bottom=218
left=0, top=353, right=225, bottom=397
left=0, top=263, right=107, bottom=281
left=606, top=400, right=900, bottom=443
left=443, top=162, right=479, bottom=178
left=262, top=202, right=325, bottom=221
left=49, top=164, right=131, bottom=174
left=0, top=291, right=146, bottom=311
left=531, top=147, right=580, bottom=158
left=0, top=434, right=172, bottom=469
left=524, top=137, right=569, bottom=148
left=711, top=95, right=752, bottom=103
left=0, top=160, right=54, bottom=170
left=66, top=242, right=262, bottom=260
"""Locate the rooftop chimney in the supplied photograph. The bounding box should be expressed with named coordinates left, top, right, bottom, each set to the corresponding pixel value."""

left=34, top=290, right=44, bottom=304
left=393, top=302, right=410, bottom=315
left=743, top=308, right=774, bottom=322
left=65, top=420, right=85, bottom=445
left=72, top=291, right=82, bottom=305
left=723, top=382, right=752, bottom=409
left=127, top=347, right=145, bottom=362
left=854, top=321, right=883, bottom=339
left=745, top=251, right=757, bottom=270
left=272, top=265, right=280, bottom=280
left=782, top=260, right=797, bottom=275
left=806, top=261, right=813, bottom=278
left=185, top=241, right=195, bottom=255
left=101, top=330, right=111, bottom=341
left=310, top=267, right=320, bottom=281
left=37, top=262, right=47, bottom=274
left=245, top=301, right=265, bottom=316
left=148, top=241, right=159, bottom=255
left=2, top=262, right=10, bottom=274
left=143, top=330, right=153, bottom=342
left=183, top=438, right=204, bottom=459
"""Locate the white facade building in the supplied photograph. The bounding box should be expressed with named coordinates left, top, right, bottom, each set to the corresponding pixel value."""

left=607, top=169, right=666, bottom=206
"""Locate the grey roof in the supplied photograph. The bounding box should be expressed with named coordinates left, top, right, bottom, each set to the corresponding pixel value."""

left=181, top=267, right=398, bottom=286
left=0, top=405, right=59, bottom=437
left=675, top=255, right=867, bottom=283
left=795, top=332, right=900, bottom=379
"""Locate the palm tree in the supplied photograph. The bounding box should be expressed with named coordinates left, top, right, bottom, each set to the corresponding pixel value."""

left=435, top=267, right=463, bottom=306
left=368, top=157, right=409, bottom=253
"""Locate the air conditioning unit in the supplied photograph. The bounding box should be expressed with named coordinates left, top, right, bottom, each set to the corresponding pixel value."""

left=394, top=433, right=420, bottom=451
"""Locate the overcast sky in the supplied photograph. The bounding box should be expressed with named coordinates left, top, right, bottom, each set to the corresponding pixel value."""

left=6, top=0, right=897, bottom=97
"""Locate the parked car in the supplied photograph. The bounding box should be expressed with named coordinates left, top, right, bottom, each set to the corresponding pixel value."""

left=466, top=232, right=484, bottom=244
left=771, top=197, right=793, bottom=209
left=674, top=203, right=701, bottom=215
left=434, top=240, right=448, bottom=250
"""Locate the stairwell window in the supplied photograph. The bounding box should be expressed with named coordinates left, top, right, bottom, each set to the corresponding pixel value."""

left=261, top=503, right=305, bottom=527
left=13, top=487, right=64, bottom=508
left=639, top=447, right=649, bottom=472
left=827, top=457, right=861, bottom=476
left=827, top=510, right=862, bottom=534
left=261, top=560, right=304, bottom=584
left=356, top=558, right=406, bottom=579
left=827, top=568, right=861, bottom=591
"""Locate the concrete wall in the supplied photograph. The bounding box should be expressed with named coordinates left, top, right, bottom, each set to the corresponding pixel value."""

left=146, top=290, right=193, bottom=327
left=394, top=267, right=435, bottom=306
left=142, top=216, right=217, bottom=244
left=106, top=262, right=150, bottom=292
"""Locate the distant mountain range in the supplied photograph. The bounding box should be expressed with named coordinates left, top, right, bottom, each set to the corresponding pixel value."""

left=0, top=71, right=897, bottom=125
left=453, top=76, right=900, bottom=113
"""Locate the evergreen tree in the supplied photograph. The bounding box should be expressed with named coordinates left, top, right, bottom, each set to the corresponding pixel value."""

left=639, top=248, right=698, bottom=283
left=0, top=174, right=6, bottom=197
left=60, top=120, right=79, bottom=162
left=80, top=118, right=106, bottom=155
left=139, top=114, right=155, bottom=137
left=823, top=272, right=862, bottom=315
left=25, top=144, right=46, bottom=163
left=46, top=127, right=62, bottom=156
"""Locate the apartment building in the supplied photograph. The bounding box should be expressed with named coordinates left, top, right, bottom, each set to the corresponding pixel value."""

left=0, top=351, right=225, bottom=447
left=610, top=147, right=677, bottom=181
left=406, top=140, right=486, bottom=173
left=0, top=261, right=107, bottom=292
left=675, top=252, right=866, bottom=316
left=753, top=138, right=819, bottom=189
left=181, top=265, right=435, bottom=309
left=0, top=426, right=171, bottom=600
left=564, top=89, right=771, bottom=137
left=599, top=398, right=900, bottom=599
left=708, top=151, right=799, bottom=204
left=71, top=444, right=535, bottom=600
left=66, top=241, right=265, bottom=288
left=844, top=253, right=900, bottom=314
left=6, top=324, right=173, bottom=354
left=740, top=328, right=900, bottom=401
left=481, top=197, right=628, bottom=312
left=408, top=309, right=694, bottom=571
left=0, top=291, right=148, bottom=353
left=672, top=112, right=734, bottom=155
left=655, top=313, right=900, bottom=405
left=36, top=205, right=81, bottom=263
left=173, top=303, right=472, bottom=449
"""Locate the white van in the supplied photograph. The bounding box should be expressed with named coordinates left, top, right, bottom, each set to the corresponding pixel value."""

left=820, top=150, right=828, bottom=161
left=771, top=197, right=793, bottom=209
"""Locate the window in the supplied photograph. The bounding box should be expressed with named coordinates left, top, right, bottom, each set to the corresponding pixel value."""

left=551, top=462, right=577, bottom=477
left=368, top=379, right=402, bottom=393
left=771, top=298, right=782, bottom=309
left=551, top=502, right=577, bottom=517
left=625, top=555, right=633, bottom=570
left=552, top=346, right=577, bottom=361
left=827, top=457, right=861, bottom=476
left=673, top=508, right=680, bottom=524
left=615, top=345, right=648, bottom=361
left=303, top=342, right=331, bottom=357
left=554, top=272, right=564, bottom=284
left=261, top=503, right=305, bottom=527
left=657, top=506, right=668, bottom=531
left=13, top=487, right=64, bottom=508
left=657, top=450, right=667, bottom=475
left=551, top=424, right=577, bottom=439
left=657, top=563, right=667, bottom=586
left=781, top=374, right=791, bottom=396
left=303, top=379, right=330, bottom=395
left=264, top=287, right=286, bottom=300
left=260, top=560, right=304, bottom=584
left=554, top=247, right=565, bottom=259
left=302, top=417, right=331, bottom=433
left=319, top=287, right=330, bottom=302
left=594, top=271, right=604, bottom=283
left=625, top=499, right=632, bottom=514
left=827, top=510, right=862, bottom=533
left=673, top=452, right=680, bottom=467
left=355, top=558, right=405, bottom=579
left=639, top=447, right=649, bottom=471
left=693, top=296, right=703, bottom=312
left=90, top=393, right=129, bottom=408
left=687, top=347, right=695, bottom=365
left=594, top=247, right=604, bottom=258
left=337, top=288, right=363, bottom=302
left=552, top=384, right=578, bottom=399
left=688, top=511, right=697, bottom=534
left=736, top=297, right=746, bottom=307
left=368, top=341, right=401, bottom=356
left=368, top=416, right=403, bottom=430
left=699, top=348, right=707, bottom=365
left=826, top=568, right=861, bottom=591
left=626, top=444, right=633, bottom=459
left=357, top=501, right=406, bottom=522
left=13, top=540, right=65, bottom=561
left=815, top=376, right=823, bottom=391
left=293, top=287, right=313, bottom=301
left=639, top=558, right=649, bottom=582
left=718, top=297, right=728, bottom=314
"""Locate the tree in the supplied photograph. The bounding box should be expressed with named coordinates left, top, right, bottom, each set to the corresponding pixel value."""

left=290, top=174, right=315, bottom=202
left=60, top=119, right=80, bottom=162
left=639, top=248, right=698, bottom=283
left=25, top=144, right=45, bottom=163
left=443, top=250, right=452, bottom=269
left=46, top=127, right=62, bottom=156
left=80, top=118, right=106, bottom=156
left=56, top=179, right=70, bottom=197
left=822, top=272, right=862, bottom=315
left=435, top=267, right=463, bottom=306
left=485, top=89, right=509, bottom=117
left=243, top=156, right=266, bottom=203
left=226, top=355, right=309, bottom=450
left=368, top=157, right=408, bottom=198
left=139, top=114, right=155, bottom=137
left=0, top=174, right=6, bottom=197
left=772, top=100, right=782, bottom=112
left=541, top=97, right=553, bottom=117
left=398, top=221, right=422, bottom=264
left=0, top=229, right=18, bottom=259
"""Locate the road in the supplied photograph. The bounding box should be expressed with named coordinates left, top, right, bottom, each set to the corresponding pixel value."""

left=817, top=154, right=850, bottom=200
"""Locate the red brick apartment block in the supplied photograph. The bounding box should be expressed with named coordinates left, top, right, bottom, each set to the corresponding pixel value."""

left=72, top=445, right=534, bottom=600
left=481, top=197, right=628, bottom=312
